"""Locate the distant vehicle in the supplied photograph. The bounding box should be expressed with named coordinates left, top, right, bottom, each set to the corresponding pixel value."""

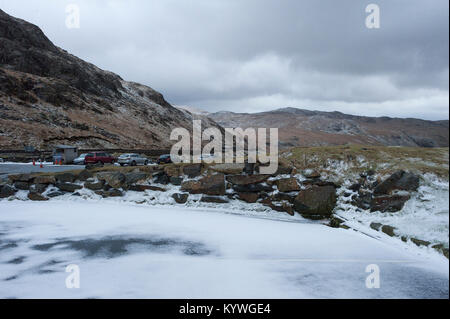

left=84, top=152, right=116, bottom=166
left=73, top=153, right=88, bottom=165
left=157, top=154, right=172, bottom=164
left=118, top=153, right=149, bottom=166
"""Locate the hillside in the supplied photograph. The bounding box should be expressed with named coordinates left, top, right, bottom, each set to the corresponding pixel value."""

left=0, top=9, right=219, bottom=150
left=208, top=107, right=449, bottom=148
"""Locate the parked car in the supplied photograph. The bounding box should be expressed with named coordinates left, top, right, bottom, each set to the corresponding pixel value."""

left=84, top=152, right=116, bottom=165
left=157, top=154, right=172, bottom=164
left=73, top=153, right=88, bottom=165
left=118, top=153, right=149, bottom=166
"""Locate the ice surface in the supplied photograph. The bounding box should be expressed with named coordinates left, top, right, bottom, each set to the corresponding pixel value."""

left=0, top=201, right=448, bottom=298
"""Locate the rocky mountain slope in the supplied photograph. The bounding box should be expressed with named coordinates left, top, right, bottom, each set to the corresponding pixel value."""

left=208, top=107, right=449, bottom=148
left=0, top=9, right=217, bottom=150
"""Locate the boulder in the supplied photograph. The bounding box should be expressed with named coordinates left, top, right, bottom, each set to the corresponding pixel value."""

left=95, top=189, right=123, bottom=198
left=374, top=170, right=420, bottom=195
left=8, top=174, right=33, bottom=183
left=265, top=201, right=294, bottom=216
left=125, top=172, right=149, bottom=185
left=97, top=172, right=126, bottom=188
left=84, top=181, right=105, bottom=191
left=271, top=192, right=296, bottom=203
left=410, top=238, right=431, bottom=247
left=181, top=174, right=225, bottom=196
left=0, top=185, right=17, bottom=198
left=370, top=222, right=382, bottom=231
left=303, top=169, right=321, bottom=179
left=153, top=171, right=169, bottom=185
left=381, top=225, right=397, bottom=237
left=209, top=163, right=244, bottom=175
left=352, top=190, right=373, bottom=210
left=46, top=190, right=65, bottom=198
left=27, top=192, right=49, bottom=201
left=169, top=177, right=183, bottom=186
left=200, top=196, right=229, bottom=204
left=77, top=170, right=94, bottom=181
left=56, top=182, right=82, bottom=192
left=182, top=164, right=202, bottom=178
left=275, top=178, right=300, bottom=192
left=29, top=183, right=47, bottom=194
left=55, top=172, right=77, bottom=183
left=370, top=195, right=410, bottom=213
left=226, top=174, right=270, bottom=185
left=13, top=181, right=29, bottom=190
left=293, top=185, right=337, bottom=218
left=172, top=193, right=188, bottom=204
left=237, top=192, right=259, bottom=203
left=33, top=175, right=56, bottom=184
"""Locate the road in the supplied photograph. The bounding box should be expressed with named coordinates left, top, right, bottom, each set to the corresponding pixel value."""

left=0, top=163, right=84, bottom=177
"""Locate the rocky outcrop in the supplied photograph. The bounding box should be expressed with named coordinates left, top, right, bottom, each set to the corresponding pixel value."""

left=0, top=184, right=17, bottom=198
left=373, top=170, right=420, bottom=195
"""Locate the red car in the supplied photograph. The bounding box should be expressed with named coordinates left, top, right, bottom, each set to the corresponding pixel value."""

left=84, top=152, right=116, bottom=165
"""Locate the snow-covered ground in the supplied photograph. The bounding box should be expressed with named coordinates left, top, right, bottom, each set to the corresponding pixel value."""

left=0, top=201, right=448, bottom=298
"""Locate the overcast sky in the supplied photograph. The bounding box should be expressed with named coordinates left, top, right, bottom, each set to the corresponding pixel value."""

left=1, top=0, right=448, bottom=120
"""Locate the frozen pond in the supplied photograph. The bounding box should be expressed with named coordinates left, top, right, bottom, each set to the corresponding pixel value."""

left=0, top=201, right=448, bottom=298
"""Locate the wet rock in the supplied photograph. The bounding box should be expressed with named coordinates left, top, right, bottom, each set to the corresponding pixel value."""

left=96, top=172, right=126, bottom=188
left=27, top=192, right=48, bottom=201
left=13, top=181, right=29, bottom=190
left=84, top=180, right=105, bottom=191
left=0, top=185, right=17, bottom=198
left=172, top=193, right=188, bottom=204
left=381, top=225, right=397, bottom=237
left=56, top=182, right=82, bottom=192
left=55, top=172, right=77, bottom=183
left=275, top=178, right=300, bottom=192
left=293, top=185, right=337, bottom=218
left=374, top=170, right=420, bottom=195
left=237, top=192, right=259, bottom=203
left=181, top=174, right=225, bottom=196
left=370, top=195, right=410, bottom=213
left=33, top=175, right=56, bottom=184
left=226, top=174, right=269, bottom=186
left=182, top=164, right=202, bottom=178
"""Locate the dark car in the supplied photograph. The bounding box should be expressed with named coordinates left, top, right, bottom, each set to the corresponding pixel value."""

left=157, top=154, right=172, bottom=164
left=84, top=152, right=116, bottom=165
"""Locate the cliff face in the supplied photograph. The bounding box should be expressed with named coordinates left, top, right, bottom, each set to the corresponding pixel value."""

left=0, top=9, right=208, bottom=150
left=208, top=107, right=449, bottom=148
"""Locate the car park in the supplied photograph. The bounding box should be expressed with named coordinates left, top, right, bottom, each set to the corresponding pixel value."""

left=84, top=152, right=116, bottom=165
left=73, top=153, right=88, bottom=165
left=118, top=153, right=149, bottom=166
left=157, top=154, right=172, bottom=164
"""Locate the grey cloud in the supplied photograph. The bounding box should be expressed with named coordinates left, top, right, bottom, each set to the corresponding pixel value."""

left=1, top=0, right=448, bottom=120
